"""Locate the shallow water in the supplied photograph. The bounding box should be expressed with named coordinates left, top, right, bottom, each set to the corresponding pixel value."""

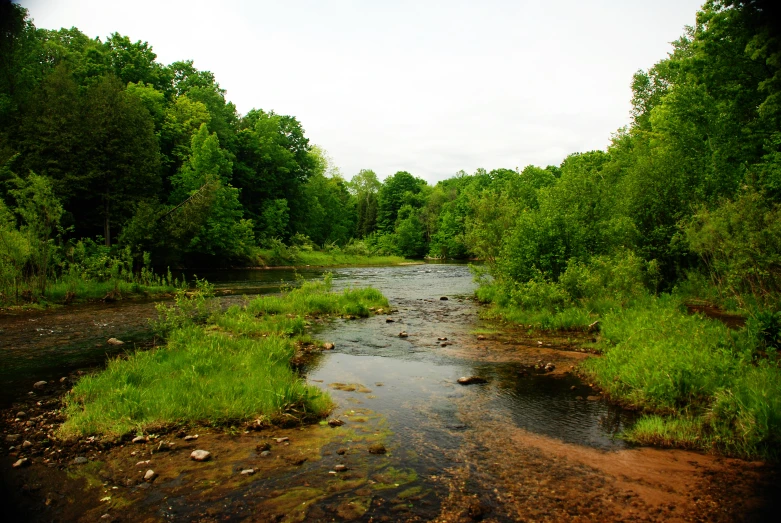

left=6, top=264, right=774, bottom=522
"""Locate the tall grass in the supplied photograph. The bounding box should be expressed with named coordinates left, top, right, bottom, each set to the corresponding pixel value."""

left=59, top=276, right=390, bottom=438
left=582, top=295, right=781, bottom=459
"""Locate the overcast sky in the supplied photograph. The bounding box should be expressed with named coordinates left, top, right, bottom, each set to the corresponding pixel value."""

left=20, top=0, right=703, bottom=183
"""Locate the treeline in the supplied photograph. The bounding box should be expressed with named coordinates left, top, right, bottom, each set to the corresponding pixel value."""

left=2, top=0, right=781, bottom=313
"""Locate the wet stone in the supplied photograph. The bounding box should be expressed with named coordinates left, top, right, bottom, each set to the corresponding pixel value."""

left=190, top=450, right=211, bottom=461
left=458, top=376, right=488, bottom=385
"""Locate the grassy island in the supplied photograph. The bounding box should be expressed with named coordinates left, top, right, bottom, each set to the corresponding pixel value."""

left=59, top=277, right=389, bottom=438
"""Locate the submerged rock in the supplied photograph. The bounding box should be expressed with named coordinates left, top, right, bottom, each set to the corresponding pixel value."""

left=190, top=450, right=211, bottom=461
left=457, top=376, right=488, bottom=385
left=368, top=443, right=387, bottom=455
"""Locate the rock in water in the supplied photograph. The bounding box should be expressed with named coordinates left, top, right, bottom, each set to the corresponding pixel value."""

left=323, top=342, right=335, bottom=350
left=33, top=380, right=47, bottom=389
left=368, top=443, right=387, bottom=455
left=107, top=338, right=124, bottom=346
left=143, top=469, right=157, bottom=481
left=240, top=468, right=255, bottom=475
left=190, top=450, right=211, bottom=461
left=334, top=464, right=348, bottom=472
left=457, top=376, right=488, bottom=385
left=327, top=419, right=344, bottom=427
left=440, top=296, right=449, bottom=300
left=183, top=435, right=198, bottom=441
left=398, top=331, right=408, bottom=338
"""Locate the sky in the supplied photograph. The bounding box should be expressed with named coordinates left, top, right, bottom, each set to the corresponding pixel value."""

left=20, top=0, right=704, bottom=184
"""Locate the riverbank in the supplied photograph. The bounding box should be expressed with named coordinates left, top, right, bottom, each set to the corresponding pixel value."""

left=477, top=286, right=781, bottom=460
left=256, top=248, right=409, bottom=268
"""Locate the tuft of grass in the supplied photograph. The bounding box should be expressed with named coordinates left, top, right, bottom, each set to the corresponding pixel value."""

left=58, top=277, right=389, bottom=438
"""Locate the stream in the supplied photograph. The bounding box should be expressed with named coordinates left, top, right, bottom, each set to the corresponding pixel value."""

left=1, top=264, right=779, bottom=522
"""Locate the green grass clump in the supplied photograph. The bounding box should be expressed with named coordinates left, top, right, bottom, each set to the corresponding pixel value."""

left=583, top=294, right=781, bottom=459
left=59, top=276, right=389, bottom=438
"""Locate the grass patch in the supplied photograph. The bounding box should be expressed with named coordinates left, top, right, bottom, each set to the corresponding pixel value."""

left=58, top=276, right=389, bottom=438
left=582, top=294, right=781, bottom=459
left=257, top=248, right=407, bottom=267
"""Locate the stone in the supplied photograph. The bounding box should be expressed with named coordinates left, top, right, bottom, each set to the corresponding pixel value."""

left=323, top=342, right=335, bottom=350
left=107, top=338, right=124, bottom=346
left=336, top=448, right=347, bottom=455
left=240, top=468, right=255, bottom=475
left=334, top=464, right=348, bottom=472
left=59, top=377, right=68, bottom=383
left=260, top=451, right=271, bottom=457
left=190, top=450, right=211, bottom=461
left=457, top=376, right=488, bottom=385
left=12, top=458, right=29, bottom=468
left=327, top=419, right=344, bottom=427
left=143, top=469, right=157, bottom=481
left=386, top=318, right=395, bottom=323
left=368, top=443, right=387, bottom=455
left=437, top=337, right=447, bottom=341
left=183, top=435, right=198, bottom=441
left=73, top=456, right=89, bottom=465
left=476, top=335, right=486, bottom=341
left=5, top=434, right=20, bottom=443
left=16, top=411, right=27, bottom=418
left=275, top=437, right=289, bottom=443
left=21, top=440, right=32, bottom=449
left=132, top=436, right=147, bottom=444
left=544, top=363, right=555, bottom=372
left=398, top=331, right=408, bottom=338
left=440, top=296, right=448, bottom=300
left=33, top=380, right=47, bottom=389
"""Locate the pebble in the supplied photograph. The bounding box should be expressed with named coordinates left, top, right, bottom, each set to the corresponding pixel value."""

left=21, top=440, right=32, bottom=449
left=132, top=436, right=147, bottom=444
left=398, top=331, right=408, bottom=338
left=240, top=468, right=255, bottom=475
left=440, top=296, right=449, bottom=300
left=143, top=469, right=157, bottom=481
left=386, top=318, right=395, bottom=323
left=260, top=451, right=271, bottom=457
left=190, top=450, right=211, bottom=461
left=437, top=337, right=447, bottom=341
left=327, top=419, right=344, bottom=427
left=323, top=343, right=335, bottom=350
left=457, top=376, right=488, bottom=385
left=136, top=460, right=150, bottom=466
left=275, top=437, right=289, bottom=443
left=16, top=411, right=27, bottom=418
left=334, top=464, right=348, bottom=472
left=107, top=338, right=124, bottom=346
left=5, top=434, right=20, bottom=443
left=336, top=448, right=347, bottom=455
left=73, top=456, right=89, bottom=464
left=33, top=380, right=47, bottom=389
left=12, top=458, right=29, bottom=468
left=60, top=377, right=68, bottom=383
left=183, top=435, right=198, bottom=441
left=477, top=335, right=486, bottom=341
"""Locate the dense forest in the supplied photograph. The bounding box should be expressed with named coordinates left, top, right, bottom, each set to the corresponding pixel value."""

left=1, top=0, right=780, bottom=315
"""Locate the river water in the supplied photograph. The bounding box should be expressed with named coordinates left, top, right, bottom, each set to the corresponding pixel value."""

left=1, top=264, right=777, bottom=522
